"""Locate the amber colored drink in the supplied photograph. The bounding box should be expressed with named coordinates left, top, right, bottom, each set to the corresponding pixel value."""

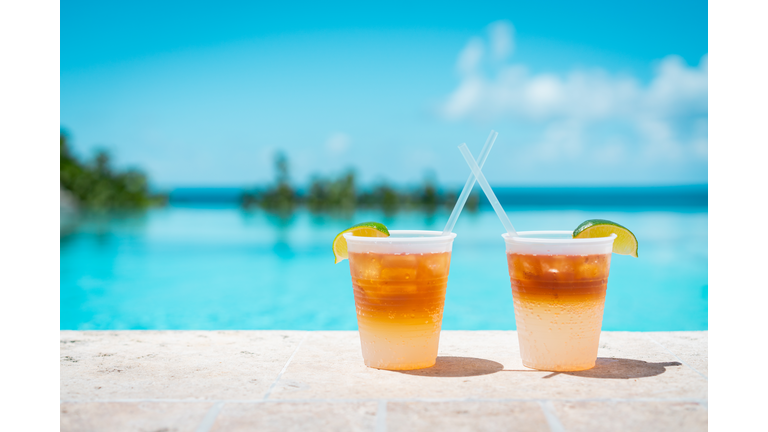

left=503, top=231, right=616, bottom=372
left=344, top=230, right=456, bottom=370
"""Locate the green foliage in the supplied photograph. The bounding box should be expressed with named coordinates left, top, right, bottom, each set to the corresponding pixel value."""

left=243, top=151, right=480, bottom=215
left=242, top=152, right=297, bottom=216
left=358, top=183, right=402, bottom=215
left=306, top=171, right=356, bottom=213
left=60, top=132, right=163, bottom=209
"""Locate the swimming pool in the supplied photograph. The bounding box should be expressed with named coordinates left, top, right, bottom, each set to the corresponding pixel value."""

left=60, top=205, right=707, bottom=331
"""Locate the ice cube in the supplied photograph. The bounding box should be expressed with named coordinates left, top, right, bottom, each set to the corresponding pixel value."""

left=380, top=267, right=417, bottom=281
left=576, top=255, right=606, bottom=279
left=417, top=253, right=450, bottom=279
left=351, top=254, right=382, bottom=280
left=381, top=254, right=418, bottom=269
left=380, top=254, right=418, bottom=281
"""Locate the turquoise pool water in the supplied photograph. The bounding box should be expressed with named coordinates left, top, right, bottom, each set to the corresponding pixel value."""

left=60, top=206, right=708, bottom=331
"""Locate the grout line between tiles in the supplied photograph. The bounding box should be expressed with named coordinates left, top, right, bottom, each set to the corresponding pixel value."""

left=262, top=333, right=309, bottom=400
left=646, top=333, right=708, bottom=381
left=375, top=400, right=387, bottom=432
left=194, top=401, right=224, bottom=432
left=60, top=397, right=707, bottom=404
left=539, top=400, right=567, bottom=432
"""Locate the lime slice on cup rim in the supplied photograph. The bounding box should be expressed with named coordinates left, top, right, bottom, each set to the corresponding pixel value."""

left=332, top=222, right=390, bottom=263
left=573, top=219, right=639, bottom=257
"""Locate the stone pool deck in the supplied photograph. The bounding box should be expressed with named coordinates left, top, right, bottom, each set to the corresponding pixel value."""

left=60, top=331, right=707, bottom=431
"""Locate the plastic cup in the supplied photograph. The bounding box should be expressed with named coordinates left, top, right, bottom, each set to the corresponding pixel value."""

left=344, top=230, right=457, bottom=370
left=502, top=231, right=617, bottom=371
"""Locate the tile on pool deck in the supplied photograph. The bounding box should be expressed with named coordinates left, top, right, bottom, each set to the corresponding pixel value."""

left=269, top=331, right=707, bottom=400
left=210, top=402, right=378, bottom=432
left=647, top=332, right=708, bottom=378
left=269, top=330, right=518, bottom=400
left=60, top=402, right=214, bottom=432
left=550, top=400, right=708, bottom=432
left=386, top=401, right=551, bottom=432
left=60, top=331, right=305, bottom=400
left=61, top=330, right=707, bottom=431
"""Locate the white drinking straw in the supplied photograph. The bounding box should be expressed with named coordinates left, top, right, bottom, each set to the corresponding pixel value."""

left=442, top=130, right=499, bottom=235
left=458, top=143, right=518, bottom=236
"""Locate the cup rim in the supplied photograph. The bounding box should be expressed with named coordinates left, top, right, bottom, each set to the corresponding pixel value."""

left=502, top=230, right=617, bottom=244
left=343, top=229, right=457, bottom=243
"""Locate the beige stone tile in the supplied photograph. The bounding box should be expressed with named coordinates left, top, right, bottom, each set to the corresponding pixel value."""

left=271, top=331, right=707, bottom=400
left=210, top=402, right=377, bottom=432
left=269, top=330, right=517, bottom=400
left=60, top=331, right=305, bottom=400
left=552, top=400, right=707, bottom=432
left=60, top=402, right=212, bottom=432
left=494, top=331, right=708, bottom=400
left=647, top=332, right=708, bottom=378
left=387, top=401, right=550, bottom=432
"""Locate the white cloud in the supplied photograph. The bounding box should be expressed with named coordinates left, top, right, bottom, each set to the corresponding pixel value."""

left=645, top=55, right=708, bottom=118
left=442, top=76, right=485, bottom=118
left=325, top=132, right=351, bottom=154
left=487, top=20, right=514, bottom=61
left=456, top=37, right=484, bottom=75
left=440, top=26, right=708, bottom=168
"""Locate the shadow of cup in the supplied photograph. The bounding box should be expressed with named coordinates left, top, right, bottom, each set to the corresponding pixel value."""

left=542, top=358, right=683, bottom=379
left=395, top=356, right=504, bottom=378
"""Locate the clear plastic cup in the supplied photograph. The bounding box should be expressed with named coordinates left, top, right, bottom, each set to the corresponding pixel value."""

left=344, top=230, right=457, bottom=370
left=502, top=231, right=617, bottom=371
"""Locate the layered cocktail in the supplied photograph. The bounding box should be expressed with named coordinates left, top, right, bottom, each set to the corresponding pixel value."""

left=344, top=230, right=456, bottom=370
left=503, top=231, right=617, bottom=371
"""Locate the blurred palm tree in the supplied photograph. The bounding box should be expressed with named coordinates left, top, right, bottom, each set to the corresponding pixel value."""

left=306, top=171, right=356, bottom=214
left=244, top=152, right=297, bottom=216
left=60, top=132, right=164, bottom=210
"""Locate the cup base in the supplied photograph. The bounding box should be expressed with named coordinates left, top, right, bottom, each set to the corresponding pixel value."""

left=364, top=359, right=436, bottom=371
left=522, top=361, right=596, bottom=372
left=358, top=324, right=441, bottom=371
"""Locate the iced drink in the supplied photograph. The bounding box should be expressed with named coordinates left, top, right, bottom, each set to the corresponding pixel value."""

left=503, top=231, right=616, bottom=371
left=344, top=230, right=456, bottom=370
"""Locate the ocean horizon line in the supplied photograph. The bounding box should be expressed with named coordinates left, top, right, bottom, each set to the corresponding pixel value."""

left=163, top=184, right=708, bottom=208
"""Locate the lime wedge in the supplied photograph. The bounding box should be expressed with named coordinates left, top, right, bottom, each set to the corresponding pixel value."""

left=332, top=222, right=390, bottom=264
left=573, top=219, right=638, bottom=257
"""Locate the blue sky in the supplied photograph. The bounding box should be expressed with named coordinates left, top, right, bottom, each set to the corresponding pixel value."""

left=61, top=0, right=708, bottom=189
